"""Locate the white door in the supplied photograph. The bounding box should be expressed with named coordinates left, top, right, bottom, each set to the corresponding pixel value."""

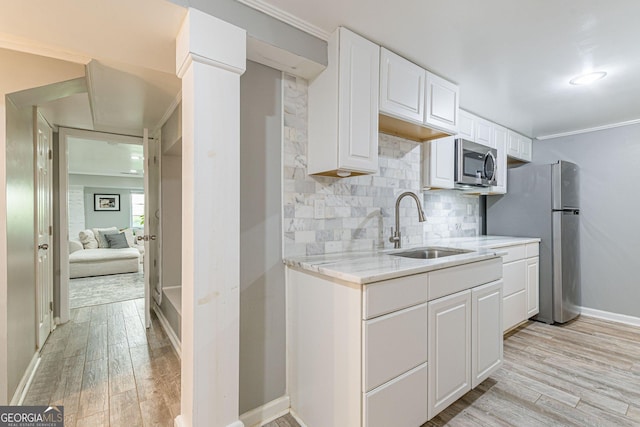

left=142, top=128, right=161, bottom=328
left=35, top=112, right=53, bottom=349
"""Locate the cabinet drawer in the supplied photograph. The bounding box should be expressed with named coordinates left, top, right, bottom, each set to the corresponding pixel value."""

left=363, top=303, right=428, bottom=392
left=428, top=258, right=502, bottom=301
left=363, top=273, right=427, bottom=319
left=363, top=363, right=428, bottom=427
left=502, top=259, right=526, bottom=296
left=526, top=242, right=539, bottom=258
left=503, top=290, right=526, bottom=332
left=499, top=244, right=526, bottom=263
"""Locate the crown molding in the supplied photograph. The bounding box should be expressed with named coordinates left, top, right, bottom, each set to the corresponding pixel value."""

left=0, top=32, right=90, bottom=64
left=536, top=118, right=640, bottom=140
left=235, top=0, right=330, bottom=41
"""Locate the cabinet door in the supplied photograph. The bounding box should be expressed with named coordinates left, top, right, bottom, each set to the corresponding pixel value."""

left=423, top=136, right=455, bottom=189
left=472, top=280, right=503, bottom=388
left=520, top=135, right=532, bottom=162
left=363, top=303, right=428, bottom=392
left=475, top=117, right=494, bottom=148
left=428, top=290, right=471, bottom=419
left=425, top=72, right=459, bottom=134
left=379, top=48, right=425, bottom=124
left=503, top=289, right=526, bottom=332
left=527, top=257, right=540, bottom=317
left=491, top=125, right=508, bottom=194
left=458, top=109, right=475, bottom=141
left=363, top=363, right=428, bottom=427
left=337, top=28, right=380, bottom=173
left=507, top=130, right=520, bottom=158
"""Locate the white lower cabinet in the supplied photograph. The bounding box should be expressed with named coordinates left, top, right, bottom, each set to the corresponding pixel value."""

left=495, top=242, right=540, bottom=331
left=364, top=303, right=428, bottom=391
left=472, top=281, right=504, bottom=388
left=287, top=258, right=504, bottom=427
left=526, top=256, right=540, bottom=317
left=427, top=280, right=504, bottom=420
left=428, top=290, right=471, bottom=419
left=364, top=363, right=428, bottom=427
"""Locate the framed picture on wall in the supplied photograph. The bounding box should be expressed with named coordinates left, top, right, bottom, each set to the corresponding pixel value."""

left=94, top=194, right=120, bottom=211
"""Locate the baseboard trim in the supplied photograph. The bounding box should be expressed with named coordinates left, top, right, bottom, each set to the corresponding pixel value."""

left=174, top=416, right=243, bottom=427
left=153, top=305, right=181, bottom=358
left=240, top=395, right=290, bottom=427
left=10, top=352, right=41, bottom=405
left=289, top=410, right=309, bottom=427
left=581, top=307, right=640, bottom=327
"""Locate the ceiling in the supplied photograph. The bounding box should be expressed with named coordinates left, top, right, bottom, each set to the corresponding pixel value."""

left=0, top=0, right=184, bottom=136
left=251, top=0, right=640, bottom=138
left=68, top=136, right=144, bottom=178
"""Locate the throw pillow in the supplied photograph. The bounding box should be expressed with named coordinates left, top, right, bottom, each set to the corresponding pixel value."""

left=92, top=227, right=118, bottom=248
left=105, top=232, right=130, bottom=249
left=121, top=228, right=136, bottom=247
left=78, top=229, right=98, bottom=249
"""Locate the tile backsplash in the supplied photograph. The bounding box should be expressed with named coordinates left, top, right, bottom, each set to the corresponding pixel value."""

left=283, top=74, right=479, bottom=257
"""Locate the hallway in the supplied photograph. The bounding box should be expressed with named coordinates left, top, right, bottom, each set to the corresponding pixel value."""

left=23, top=298, right=180, bottom=427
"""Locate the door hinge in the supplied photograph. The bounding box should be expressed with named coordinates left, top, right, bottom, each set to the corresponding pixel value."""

left=49, top=225, right=52, bottom=236
left=49, top=301, right=53, bottom=312
left=48, top=149, right=52, bottom=160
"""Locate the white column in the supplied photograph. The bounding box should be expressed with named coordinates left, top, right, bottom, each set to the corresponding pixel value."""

left=175, top=9, right=246, bottom=427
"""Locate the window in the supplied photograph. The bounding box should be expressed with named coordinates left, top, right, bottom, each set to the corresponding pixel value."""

left=131, top=193, right=145, bottom=228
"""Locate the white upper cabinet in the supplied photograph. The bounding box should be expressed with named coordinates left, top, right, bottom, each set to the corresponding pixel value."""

left=425, top=72, right=459, bottom=134
left=490, top=124, right=508, bottom=194
left=507, top=130, right=532, bottom=162
left=457, top=109, right=494, bottom=148
left=457, top=109, right=475, bottom=141
left=475, top=117, right=494, bottom=148
left=308, top=27, right=380, bottom=177
left=379, top=48, right=425, bottom=125
left=423, top=136, right=455, bottom=190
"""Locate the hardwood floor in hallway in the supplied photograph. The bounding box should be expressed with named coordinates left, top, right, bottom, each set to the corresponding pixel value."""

left=23, top=298, right=180, bottom=427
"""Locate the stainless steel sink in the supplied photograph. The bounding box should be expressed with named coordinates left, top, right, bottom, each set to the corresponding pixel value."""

left=391, top=247, right=473, bottom=259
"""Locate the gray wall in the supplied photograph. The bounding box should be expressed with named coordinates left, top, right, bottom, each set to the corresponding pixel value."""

left=533, top=123, right=640, bottom=317
left=5, top=99, right=36, bottom=398
left=161, top=154, right=182, bottom=287
left=82, top=185, right=141, bottom=231
left=239, top=61, right=285, bottom=413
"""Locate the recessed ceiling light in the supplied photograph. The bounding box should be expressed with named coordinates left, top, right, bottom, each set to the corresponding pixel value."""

left=569, top=71, right=607, bottom=85
left=130, top=155, right=141, bottom=160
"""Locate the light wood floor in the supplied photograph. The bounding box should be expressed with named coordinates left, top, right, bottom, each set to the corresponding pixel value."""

left=23, top=298, right=180, bottom=427
left=267, top=316, right=640, bottom=427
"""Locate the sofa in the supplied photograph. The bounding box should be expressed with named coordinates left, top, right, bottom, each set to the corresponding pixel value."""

left=69, top=227, right=145, bottom=279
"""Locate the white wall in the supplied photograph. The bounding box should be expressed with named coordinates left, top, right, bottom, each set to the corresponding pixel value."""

left=0, top=48, right=85, bottom=405
left=239, top=61, right=286, bottom=413
left=533, top=123, right=640, bottom=317
left=5, top=98, right=36, bottom=399
left=161, top=154, right=182, bottom=287
left=68, top=185, right=85, bottom=238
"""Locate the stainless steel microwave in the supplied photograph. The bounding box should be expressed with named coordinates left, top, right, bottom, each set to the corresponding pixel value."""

left=455, top=138, right=498, bottom=187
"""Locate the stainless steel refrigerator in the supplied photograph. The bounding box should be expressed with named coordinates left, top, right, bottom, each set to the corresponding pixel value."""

left=486, top=160, right=580, bottom=324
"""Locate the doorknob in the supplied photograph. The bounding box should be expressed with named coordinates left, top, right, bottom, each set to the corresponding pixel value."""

left=149, top=235, right=156, bottom=240
left=38, top=243, right=49, bottom=250
left=136, top=235, right=157, bottom=242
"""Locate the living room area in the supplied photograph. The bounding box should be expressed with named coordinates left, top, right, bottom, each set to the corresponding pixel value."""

left=66, top=134, right=146, bottom=309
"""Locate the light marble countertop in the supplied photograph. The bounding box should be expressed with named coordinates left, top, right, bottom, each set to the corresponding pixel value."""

left=283, top=235, right=541, bottom=285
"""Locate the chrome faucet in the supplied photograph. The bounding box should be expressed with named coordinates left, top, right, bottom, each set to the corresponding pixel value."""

left=389, top=192, right=426, bottom=249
